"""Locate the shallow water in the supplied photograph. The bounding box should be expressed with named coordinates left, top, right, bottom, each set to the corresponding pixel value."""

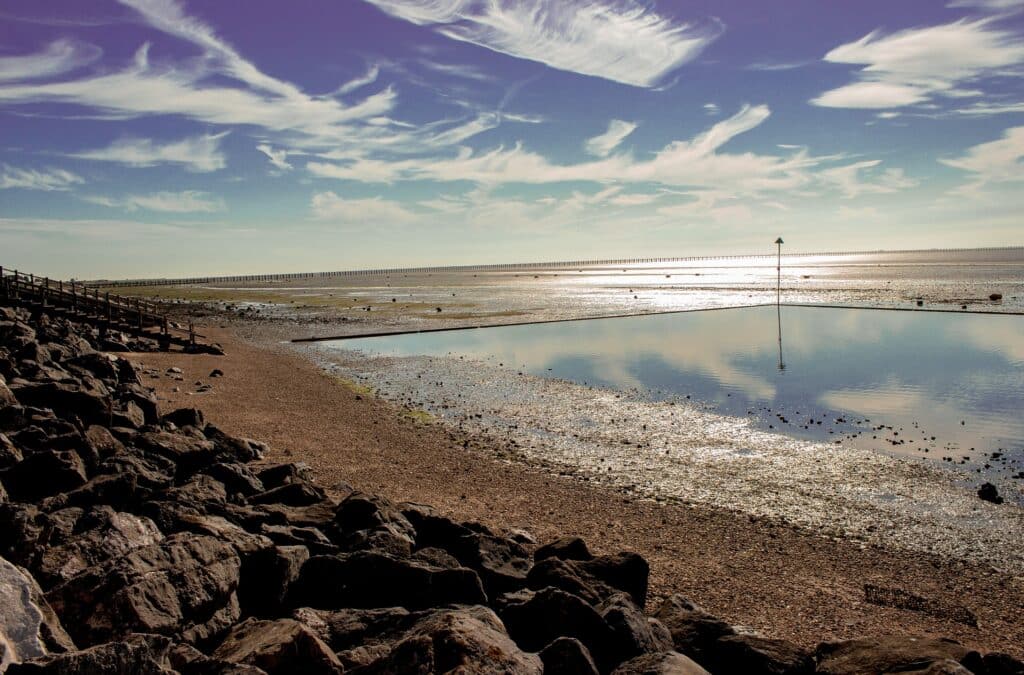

left=330, top=306, right=1024, bottom=478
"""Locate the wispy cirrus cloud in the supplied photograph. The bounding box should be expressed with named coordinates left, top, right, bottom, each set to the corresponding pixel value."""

left=0, top=39, right=101, bottom=82
left=256, top=144, right=293, bottom=171
left=71, top=132, right=228, bottom=172
left=0, top=165, right=84, bottom=191
left=818, top=159, right=917, bottom=198
left=940, top=125, right=1024, bottom=196
left=0, top=0, right=399, bottom=146
left=83, top=189, right=225, bottom=213
left=310, top=191, right=416, bottom=224
left=307, top=104, right=828, bottom=196
left=812, top=18, right=1024, bottom=109
left=362, top=0, right=722, bottom=87
left=584, top=119, right=638, bottom=157
left=947, top=0, right=1024, bottom=10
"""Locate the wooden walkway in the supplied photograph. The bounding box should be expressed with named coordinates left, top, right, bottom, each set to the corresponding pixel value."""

left=1, top=266, right=201, bottom=349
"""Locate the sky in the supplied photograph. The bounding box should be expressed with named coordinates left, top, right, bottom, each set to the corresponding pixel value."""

left=1, top=0, right=1023, bottom=279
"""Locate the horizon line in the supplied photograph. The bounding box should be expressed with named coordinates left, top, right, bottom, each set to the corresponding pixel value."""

left=74, top=244, right=1024, bottom=287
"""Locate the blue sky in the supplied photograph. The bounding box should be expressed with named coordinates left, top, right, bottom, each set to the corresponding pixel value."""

left=1, top=0, right=1023, bottom=278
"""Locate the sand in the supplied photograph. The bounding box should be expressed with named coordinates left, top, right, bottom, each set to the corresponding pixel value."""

left=126, top=322, right=1024, bottom=657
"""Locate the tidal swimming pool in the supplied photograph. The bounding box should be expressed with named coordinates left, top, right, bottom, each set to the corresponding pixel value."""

left=332, top=305, right=1024, bottom=476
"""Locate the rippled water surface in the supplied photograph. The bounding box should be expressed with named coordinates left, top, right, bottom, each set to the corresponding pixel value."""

left=335, top=305, right=1024, bottom=475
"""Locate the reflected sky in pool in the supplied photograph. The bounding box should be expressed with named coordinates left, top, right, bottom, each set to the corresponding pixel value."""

left=334, top=306, right=1024, bottom=474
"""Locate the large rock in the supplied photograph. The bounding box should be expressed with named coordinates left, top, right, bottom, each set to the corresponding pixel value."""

left=1, top=451, right=88, bottom=503
left=356, top=606, right=542, bottom=674
left=289, top=551, right=487, bottom=610
left=134, top=431, right=218, bottom=477
left=815, top=636, right=975, bottom=675
left=535, top=536, right=594, bottom=562
left=46, top=533, right=241, bottom=647
left=599, top=593, right=674, bottom=666
left=539, top=637, right=600, bottom=675
left=653, top=595, right=735, bottom=664
left=238, top=546, right=309, bottom=619
left=500, top=587, right=614, bottom=669
left=332, top=492, right=416, bottom=555
left=611, top=651, right=711, bottom=674
left=31, top=508, right=163, bottom=588
left=293, top=606, right=420, bottom=656
left=0, top=556, right=76, bottom=669
left=6, top=382, right=110, bottom=426
left=705, top=634, right=813, bottom=675
left=528, top=552, right=649, bottom=607
left=211, top=618, right=342, bottom=675
left=6, top=633, right=173, bottom=674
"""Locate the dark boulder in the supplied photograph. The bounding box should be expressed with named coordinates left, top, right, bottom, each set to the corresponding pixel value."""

left=288, top=551, right=487, bottom=610
left=1, top=450, right=88, bottom=502
left=31, top=508, right=163, bottom=588
left=46, top=533, right=241, bottom=647
left=536, top=536, right=594, bottom=562
left=815, top=636, right=975, bottom=675
left=260, top=524, right=336, bottom=555
left=705, top=633, right=813, bottom=675
left=0, top=432, right=23, bottom=469
left=527, top=551, right=650, bottom=607
left=355, top=606, right=542, bottom=674
left=210, top=618, right=342, bottom=675
left=202, top=426, right=265, bottom=464
left=202, top=463, right=264, bottom=499
left=500, top=587, right=613, bottom=668
left=134, top=431, right=218, bottom=477
left=255, top=463, right=314, bottom=490
left=116, top=383, right=159, bottom=425
left=162, top=407, right=205, bottom=430
left=6, top=633, right=173, bottom=674
left=653, top=595, right=735, bottom=664
left=248, top=482, right=326, bottom=507
left=611, top=651, right=711, bottom=674
left=238, top=545, right=309, bottom=619
left=292, top=606, right=420, bottom=655
left=8, top=382, right=110, bottom=426
left=598, top=593, right=674, bottom=666
left=540, top=637, right=600, bottom=675
left=977, top=482, right=1003, bottom=505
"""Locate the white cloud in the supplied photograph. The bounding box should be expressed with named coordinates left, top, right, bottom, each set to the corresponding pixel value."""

left=0, top=39, right=101, bottom=82
left=83, top=190, right=226, bottom=213
left=71, top=133, right=228, bottom=172
left=818, top=159, right=917, bottom=198
left=307, top=105, right=816, bottom=195
left=584, top=119, right=637, bottom=157
left=333, top=64, right=381, bottom=96
left=703, top=103, right=720, bottom=116
left=310, top=191, right=417, bottom=224
left=256, top=144, right=293, bottom=171
left=0, top=165, right=84, bottom=191
left=812, top=18, right=1024, bottom=109
left=954, top=101, right=1024, bottom=115
left=362, top=0, right=721, bottom=87
left=947, top=0, right=1024, bottom=10
left=0, top=1, right=399, bottom=147
left=940, top=125, right=1024, bottom=196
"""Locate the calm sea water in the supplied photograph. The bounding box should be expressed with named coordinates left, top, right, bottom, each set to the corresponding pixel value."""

left=337, top=305, right=1024, bottom=476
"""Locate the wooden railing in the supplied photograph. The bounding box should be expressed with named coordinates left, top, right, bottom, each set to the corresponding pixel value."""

left=1, top=266, right=200, bottom=345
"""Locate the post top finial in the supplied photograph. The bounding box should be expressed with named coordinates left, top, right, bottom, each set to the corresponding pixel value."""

left=775, top=237, right=784, bottom=245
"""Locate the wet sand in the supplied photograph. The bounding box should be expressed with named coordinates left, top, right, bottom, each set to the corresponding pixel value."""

left=130, top=322, right=1024, bottom=657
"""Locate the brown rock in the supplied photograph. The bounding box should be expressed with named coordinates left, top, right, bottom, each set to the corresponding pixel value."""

left=211, top=618, right=342, bottom=675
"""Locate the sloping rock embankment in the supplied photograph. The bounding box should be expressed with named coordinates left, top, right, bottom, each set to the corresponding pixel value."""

left=0, top=304, right=1021, bottom=674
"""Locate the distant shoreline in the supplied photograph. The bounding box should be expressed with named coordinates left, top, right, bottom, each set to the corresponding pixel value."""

left=87, top=245, right=1024, bottom=287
